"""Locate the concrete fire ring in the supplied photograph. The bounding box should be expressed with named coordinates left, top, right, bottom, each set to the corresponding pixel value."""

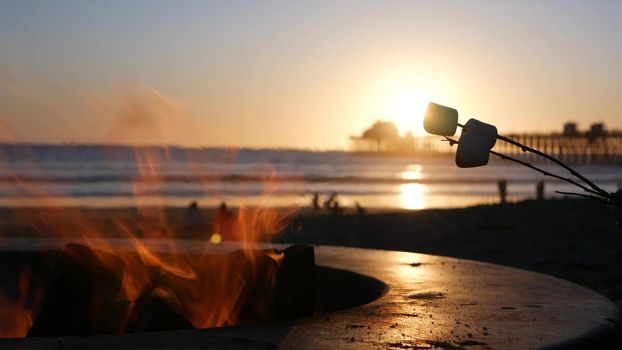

left=1, top=244, right=619, bottom=349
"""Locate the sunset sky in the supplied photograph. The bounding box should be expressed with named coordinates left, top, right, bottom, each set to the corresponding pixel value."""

left=1, top=0, right=621, bottom=149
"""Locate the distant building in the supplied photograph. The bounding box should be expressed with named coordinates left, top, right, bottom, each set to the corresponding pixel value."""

left=563, top=122, right=578, bottom=137
left=562, top=122, right=608, bottom=142
left=589, top=123, right=606, bottom=137
left=361, top=121, right=400, bottom=140
left=350, top=121, right=442, bottom=153
left=563, top=122, right=608, bottom=138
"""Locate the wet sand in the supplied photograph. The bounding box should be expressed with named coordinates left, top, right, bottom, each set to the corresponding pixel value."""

left=1, top=199, right=621, bottom=301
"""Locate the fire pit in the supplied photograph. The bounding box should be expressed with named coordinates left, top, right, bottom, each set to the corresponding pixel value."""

left=0, top=242, right=619, bottom=349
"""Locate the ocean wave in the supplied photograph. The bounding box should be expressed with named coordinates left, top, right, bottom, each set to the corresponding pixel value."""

left=0, top=173, right=620, bottom=185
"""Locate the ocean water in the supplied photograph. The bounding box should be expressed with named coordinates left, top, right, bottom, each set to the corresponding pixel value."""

left=0, top=144, right=620, bottom=210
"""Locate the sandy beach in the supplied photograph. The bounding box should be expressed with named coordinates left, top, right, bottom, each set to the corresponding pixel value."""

left=1, top=198, right=621, bottom=302
left=278, top=199, right=622, bottom=302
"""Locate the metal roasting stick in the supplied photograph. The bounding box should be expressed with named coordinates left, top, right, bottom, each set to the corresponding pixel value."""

left=455, top=123, right=610, bottom=197
left=443, top=137, right=611, bottom=202
left=554, top=191, right=611, bottom=205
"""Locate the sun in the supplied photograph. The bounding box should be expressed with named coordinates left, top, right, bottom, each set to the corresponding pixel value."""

left=388, top=89, right=429, bottom=136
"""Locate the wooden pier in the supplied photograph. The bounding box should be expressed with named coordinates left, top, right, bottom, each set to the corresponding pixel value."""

left=493, top=131, right=622, bottom=165
left=351, top=131, right=622, bottom=165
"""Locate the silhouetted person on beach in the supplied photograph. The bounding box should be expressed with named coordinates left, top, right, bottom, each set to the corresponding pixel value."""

left=212, top=201, right=235, bottom=240
left=497, top=179, right=507, bottom=204
left=324, top=192, right=338, bottom=210
left=328, top=196, right=343, bottom=216
left=219, top=202, right=229, bottom=213
left=311, top=193, right=320, bottom=214
left=182, top=200, right=204, bottom=238
left=355, top=202, right=366, bottom=215
left=610, top=190, right=622, bottom=233
left=536, top=180, right=545, bottom=200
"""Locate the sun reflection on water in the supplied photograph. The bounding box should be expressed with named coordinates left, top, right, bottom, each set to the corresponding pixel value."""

left=400, top=165, right=425, bottom=210
left=400, top=183, right=425, bottom=210
left=400, top=164, right=423, bottom=180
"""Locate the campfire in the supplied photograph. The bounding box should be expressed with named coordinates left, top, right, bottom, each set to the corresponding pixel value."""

left=0, top=241, right=313, bottom=338
left=0, top=148, right=311, bottom=338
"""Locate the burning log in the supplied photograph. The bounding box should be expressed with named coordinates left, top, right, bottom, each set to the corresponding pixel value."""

left=275, top=245, right=315, bottom=319
left=28, top=244, right=130, bottom=336
left=125, top=294, right=194, bottom=333
left=25, top=243, right=314, bottom=336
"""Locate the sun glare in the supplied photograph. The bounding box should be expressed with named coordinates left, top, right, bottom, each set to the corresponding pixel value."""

left=400, top=183, right=425, bottom=210
left=389, top=89, right=429, bottom=136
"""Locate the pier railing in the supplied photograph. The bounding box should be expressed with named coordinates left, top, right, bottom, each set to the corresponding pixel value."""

left=350, top=132, right=622, bottom=165
left=494, top=132, right=622, bottom=165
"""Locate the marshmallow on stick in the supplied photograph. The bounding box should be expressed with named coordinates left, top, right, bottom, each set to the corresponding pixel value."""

left=456, top=118, right=498, bottom=168
left=424, top=102, right=459, bottom=136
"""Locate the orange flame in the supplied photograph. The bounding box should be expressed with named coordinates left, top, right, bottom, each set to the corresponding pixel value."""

left=0, top=269, right=38, bottom=338
left=0, top=87, right=299, bottom=338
